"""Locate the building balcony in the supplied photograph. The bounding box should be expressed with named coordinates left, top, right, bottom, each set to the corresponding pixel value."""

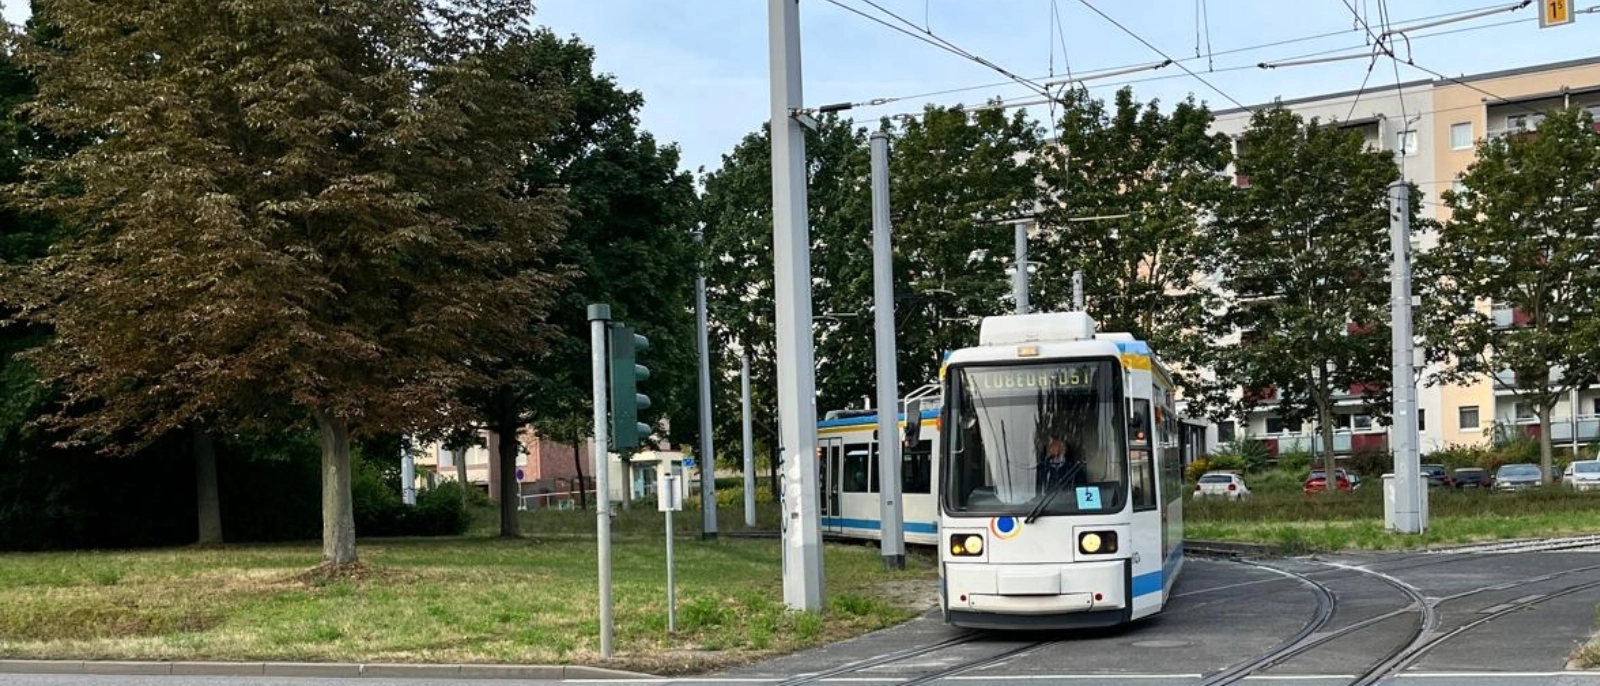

left=1511, top=415, right=1600, bottom=444
left=1262, top=430, right=1388, bottom=457
left=1493, top=368, right=1563, bottom=394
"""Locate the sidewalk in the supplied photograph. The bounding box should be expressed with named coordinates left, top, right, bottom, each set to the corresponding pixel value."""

left=0, top=659, right=657, bottom=680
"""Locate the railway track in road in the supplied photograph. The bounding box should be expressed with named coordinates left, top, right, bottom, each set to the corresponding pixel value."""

left=770, top=629, right=1058, bottom=686
left=1194, top=552, right=1600, bottom=685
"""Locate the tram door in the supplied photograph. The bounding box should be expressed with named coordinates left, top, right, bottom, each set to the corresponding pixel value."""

left=819, top=437, right=844, bottom=532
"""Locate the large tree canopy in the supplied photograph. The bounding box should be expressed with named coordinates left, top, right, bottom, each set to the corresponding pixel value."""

left=1418, top=105, right=1600, bottom=483
left=1202, top=105, right=1420, bottom=479
left=5, top=0, right=568, bottom=566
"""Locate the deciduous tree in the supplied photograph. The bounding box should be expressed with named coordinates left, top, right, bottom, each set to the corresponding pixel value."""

left=7, top=0, right=567, bottom=568
left=1417, top=105, right=1600, bottom=484
left=1203, top=105, right=1420, bottom=480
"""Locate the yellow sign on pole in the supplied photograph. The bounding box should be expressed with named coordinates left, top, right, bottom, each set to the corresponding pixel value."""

left=1541, top=0, right=1574, bottom=27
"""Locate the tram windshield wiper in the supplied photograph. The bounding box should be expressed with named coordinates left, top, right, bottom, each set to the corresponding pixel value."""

left=1024, top=462, right=1082, bottom=524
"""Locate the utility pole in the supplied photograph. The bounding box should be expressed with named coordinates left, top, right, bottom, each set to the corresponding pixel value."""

left=1388, top=181, right=1424, bottom=534
left=695, top=229, right=718, bottom=540
left=400, top=438, right=416, bottom=506
left=1072, top=270, right=1084, bottom=312
left=769, top=0, right=824, bottom=612
left=587, top=304, right=615, bottom=657
left=742, top=351, right=756, bottom=528
left=869, top=131, right=905, bottom=570
left=1013, top=221, right=1029, bottom=314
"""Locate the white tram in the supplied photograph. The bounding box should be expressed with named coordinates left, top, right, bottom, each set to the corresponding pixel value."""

left=936, top=311, right=1187, bottom=630
left=815, top=384, right=943, bottom=545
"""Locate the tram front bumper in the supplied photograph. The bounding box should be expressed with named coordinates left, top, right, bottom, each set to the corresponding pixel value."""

left=944, top=559, right=1127, bottom=615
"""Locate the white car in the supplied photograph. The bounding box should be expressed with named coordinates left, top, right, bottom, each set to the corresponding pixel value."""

left=1564, top=460, right=1600, bottom=491
left=1194, top=471, right=1250, bottom=500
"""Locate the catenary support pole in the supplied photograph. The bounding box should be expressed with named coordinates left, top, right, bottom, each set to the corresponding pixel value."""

left=1013, top=221, right=1029, bottom=314
left=742, top=351, right=756, bottom=528
left=400, top=439, right=416, bottom=506
left=588, top=304, right=615, bottom=657
left=1389, top=182, right=1423, bottom=534
left=869, top=131, right=905, bottom=570
left=695, top=229, right=718, bottom=539
left=1073, top=270, right=1084, bottom=312
left=769, top=0, right=824, bottom=611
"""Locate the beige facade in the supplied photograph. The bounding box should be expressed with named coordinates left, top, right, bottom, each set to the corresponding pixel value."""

left=1429, top=57, right=1600, bottom=451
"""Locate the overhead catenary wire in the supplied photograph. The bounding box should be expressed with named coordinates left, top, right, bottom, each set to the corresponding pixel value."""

left=1074, top=0, right=1253, bottom=112
left=814, top=0, right=1059, bottom=109
left=867, top=13, right=1547, bottom=123
left=846, top=1, right=1530, bottom=114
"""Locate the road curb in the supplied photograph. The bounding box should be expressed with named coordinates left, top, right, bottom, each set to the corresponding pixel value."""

left=0, top=659, right=658, bottom=680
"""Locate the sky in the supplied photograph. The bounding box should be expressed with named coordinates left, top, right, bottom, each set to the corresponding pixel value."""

left=5, top=1, right=1597, bottom=177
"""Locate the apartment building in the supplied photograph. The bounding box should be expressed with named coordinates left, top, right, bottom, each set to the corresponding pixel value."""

left=1198, top=55, right=1600, bottom=458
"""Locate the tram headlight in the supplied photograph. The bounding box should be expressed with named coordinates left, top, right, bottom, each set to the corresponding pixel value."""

left=1078, top=530, right=1118, bottom=555
left=949, top=533, right=985, bottom=557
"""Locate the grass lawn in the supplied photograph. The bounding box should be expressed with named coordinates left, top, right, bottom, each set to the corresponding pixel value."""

left=0, top=503, right=936, bottom=675
left=1187, top=477, right=1600, bottom=552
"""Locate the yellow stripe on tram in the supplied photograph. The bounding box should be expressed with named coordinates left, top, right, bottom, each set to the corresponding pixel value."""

left=1121, top=353, right=1152, bottom=371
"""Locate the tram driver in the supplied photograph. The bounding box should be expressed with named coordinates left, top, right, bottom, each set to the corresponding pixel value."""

left=1035, top=436, right=1085, bottom=492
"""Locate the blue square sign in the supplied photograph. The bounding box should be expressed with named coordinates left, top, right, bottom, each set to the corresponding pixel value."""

left=1075, top=486, right=1102, bottom=510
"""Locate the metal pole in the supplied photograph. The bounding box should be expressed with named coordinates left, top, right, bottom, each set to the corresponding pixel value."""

left=587, top=304, right=615, bottom=657
left=769, top=0, right=824, bottom=612
left=696, top=229, right=718, bottom=539
left=1573, top=387, right=1581, bottom=458
left=400, top=439, right=416, bottom=506
left=742, top=351, right=756, bottom=528
left=664, top=475, right=676, bottom=633
left=1013, top=221, right=1029, bottom=314
left=1072, top=270, right=1084, bottom=312
left=1388, top=182, right=1423, bottom=534
left=869, top=132, right=905, bottom=570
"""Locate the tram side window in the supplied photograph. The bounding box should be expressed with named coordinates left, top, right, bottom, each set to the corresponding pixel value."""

left=902, top=445, right=932, bottom=494
left=844, top=445, right=871, bottom=492
left=1130, top=398, right=1157, bottom=511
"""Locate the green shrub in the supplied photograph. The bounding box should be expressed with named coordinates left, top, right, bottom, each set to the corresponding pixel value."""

left=1207, top=454, right=1246, bottom=472
left=1276, top=450, right=1313, bottom=474
left=1346, top=448, right=1393, bottom=477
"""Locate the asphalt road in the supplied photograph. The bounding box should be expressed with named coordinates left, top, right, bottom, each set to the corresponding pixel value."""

left=7, top=547, right=1600, bottom=686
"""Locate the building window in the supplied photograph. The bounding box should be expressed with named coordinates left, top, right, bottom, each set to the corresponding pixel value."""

left=1418, top=408, right=1426, bottom=431
left=1265, top=416, right=1283, bottom=435
left=1451, top=122, right=1473, bottom=150
left=1514, top=402, right=1535, bottom=421
left=1217, top=420, right=1236, bottom=443
left=1459, top=405, right=1480, bottom=431
left=1396, top=129, right=1418, bottom=156
left=1353, top=415, right=1374, bottom=431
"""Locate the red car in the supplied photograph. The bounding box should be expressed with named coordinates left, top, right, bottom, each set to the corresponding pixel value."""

left=1304, top=469, right=1353, bottom=495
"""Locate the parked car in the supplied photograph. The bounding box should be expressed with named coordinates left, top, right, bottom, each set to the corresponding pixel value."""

left=1452, top=467, right=1491, bottom=490
left=1194, top=471, right=1250, bottom=500
left=1494, top=463, right=1543, bottom=492
left=1563, top=460, right=1600, bottom=491
left=1421, top=463, right=1454, bottom=488
left=1304, top=469, right=1353, bottom=495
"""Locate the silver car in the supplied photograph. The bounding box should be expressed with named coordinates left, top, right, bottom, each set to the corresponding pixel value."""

left=1563, top=460, right=1600, bottom=491
left=1494, top=463, right=1543, bottom=492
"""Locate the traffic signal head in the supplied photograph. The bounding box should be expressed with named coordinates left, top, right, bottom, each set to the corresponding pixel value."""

left=608, top=323, right=652, bottom=450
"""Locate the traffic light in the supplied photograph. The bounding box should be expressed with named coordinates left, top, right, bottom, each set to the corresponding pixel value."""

left=608, top=323, right=652, bottom=450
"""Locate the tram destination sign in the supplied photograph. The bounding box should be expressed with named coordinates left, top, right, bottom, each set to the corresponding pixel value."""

left=969, top=364, right=1100, bottom=395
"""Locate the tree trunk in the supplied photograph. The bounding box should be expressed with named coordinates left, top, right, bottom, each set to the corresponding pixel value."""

left=314, top=409, right=358, bottom=568
left=495, top=387, right=521, bottom=538
left=1313, top=387, right=1337, bottom=489
left=572, top=427, right=587, bottom=511
left=194, top=427, right=223, bottom=545
left=1538, top=402, right=1555, bottom=485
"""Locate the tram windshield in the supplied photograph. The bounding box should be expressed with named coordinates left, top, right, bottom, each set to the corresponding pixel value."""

left=942, top=360, right=1127, bottom=517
